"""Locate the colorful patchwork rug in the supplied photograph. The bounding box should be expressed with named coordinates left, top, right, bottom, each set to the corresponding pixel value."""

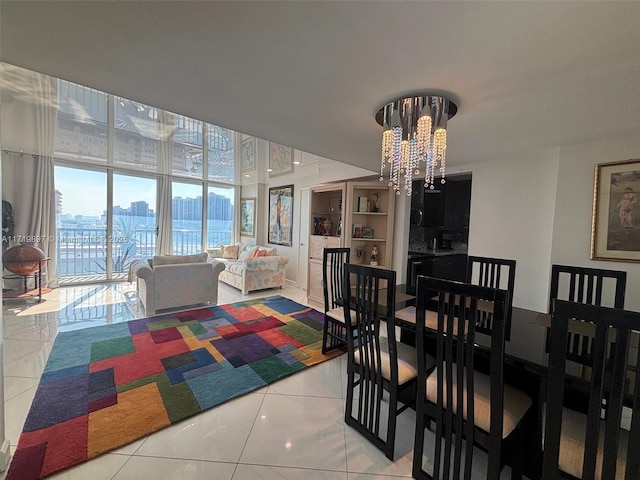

left=7, top=296, right=341, bottom=480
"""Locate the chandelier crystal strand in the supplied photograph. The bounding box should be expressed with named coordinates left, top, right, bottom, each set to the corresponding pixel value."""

left=426, top=144, right=435, bottom=189
left=380, top=129, right=392, bottom=181
left=391, top=126, right=402, bottom=193
left=406, top=138, right=418, bottom=194
left=416, top=114, right=431, bottom=172
left=401, top=140, right=410, bottom=194
left=434, top=128, right=447, bottom=184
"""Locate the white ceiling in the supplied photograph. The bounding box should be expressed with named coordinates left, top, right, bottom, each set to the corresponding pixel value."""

left=2, top=1, right=640, bottom=173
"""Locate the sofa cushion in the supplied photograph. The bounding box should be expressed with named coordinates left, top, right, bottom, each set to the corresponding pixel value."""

left=226, top=262, right=246, bottom=275
left=221, top=245, right=240, bottom=260
left=153, top=252, right=208, bottom=266
left=207, top=247, right=222, bottom=258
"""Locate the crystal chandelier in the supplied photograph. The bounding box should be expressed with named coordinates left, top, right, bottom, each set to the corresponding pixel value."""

left=376, top=95, right=457, bottom=195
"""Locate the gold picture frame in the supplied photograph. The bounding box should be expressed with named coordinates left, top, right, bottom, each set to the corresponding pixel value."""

left=591, top=158, right=640, bottom=262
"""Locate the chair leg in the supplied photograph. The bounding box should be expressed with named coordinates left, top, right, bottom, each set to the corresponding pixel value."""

left=385, top=391, right=398, bottom=460
left=321, top=317, right=330, bottom=354
left=509, top=426, right=525, bottom=480
left=412, top=408, right=428, bottom=480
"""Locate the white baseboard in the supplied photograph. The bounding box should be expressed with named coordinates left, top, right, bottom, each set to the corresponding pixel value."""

left=0, top=439, right=11, bottom=472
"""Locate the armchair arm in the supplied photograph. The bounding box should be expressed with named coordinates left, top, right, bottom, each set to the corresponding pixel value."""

left=130, top=259, right=153, bottom=281
left=209, top=258, right=226, bottom=277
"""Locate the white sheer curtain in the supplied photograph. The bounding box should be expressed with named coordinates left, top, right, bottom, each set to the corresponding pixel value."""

left=155, top=111, right=174, bottom=255
left=0, top=64, right=58, bottom=286
left=156, top=175, right=172, bottom=255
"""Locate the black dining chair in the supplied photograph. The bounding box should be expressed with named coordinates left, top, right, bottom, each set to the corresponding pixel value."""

left=547, top=264, right=627, bottom=366
left=548, top=264, right=626, bottom=312
left=466, top=256, right=516, bottom=340
left=413, top=275, right=532, bottom=480
left=321, top=247, right=351, bottom=354
left=343, top=264, right=431, bottom=460
left=542, top=299, right=640, bottom=480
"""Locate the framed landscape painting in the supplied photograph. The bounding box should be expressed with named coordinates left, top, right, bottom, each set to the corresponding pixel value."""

left=268, top=185, right=293, bottom=247
left=240, top=197, right=255, bottom=238
left=269, top=142, right=294, bottom=177
left=591, top=158, right=640, bottom=262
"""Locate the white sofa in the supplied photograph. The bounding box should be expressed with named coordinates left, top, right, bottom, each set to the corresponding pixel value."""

left=209, top=244, right=289, bottom=295
left=130, top=252, right=225, bottom=315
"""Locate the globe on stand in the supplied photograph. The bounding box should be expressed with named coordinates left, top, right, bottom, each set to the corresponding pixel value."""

left=3, top=244, right=46, bottom=275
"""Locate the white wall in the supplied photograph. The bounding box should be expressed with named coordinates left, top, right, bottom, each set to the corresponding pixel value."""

left=465, top=151, right=560, bottom=312
left=460, top=133, right=640, bottom=313
left=551, top=135, right=640, bottom=311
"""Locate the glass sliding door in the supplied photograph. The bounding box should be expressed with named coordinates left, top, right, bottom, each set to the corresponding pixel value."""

left=172, top=181, right=203, bottom=254
left=111, top=174, right=157, bottom=279
left=55, top=165, right=108, bottom=280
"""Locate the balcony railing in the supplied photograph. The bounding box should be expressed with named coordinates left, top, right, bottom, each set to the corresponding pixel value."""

left=57, top=226, right=231, bottom=278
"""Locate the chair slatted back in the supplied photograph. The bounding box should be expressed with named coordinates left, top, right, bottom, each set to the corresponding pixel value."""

left=548, top=265, right=626, bottom=365
left=343, top=264, right=399, bottom=459
left=543, top=300, right=640, bottom=480
left=414, top=275, right=509, bottom=479
left=322, top=247, right=350, bottom=312
left=466, top=256, right=516, bottom=339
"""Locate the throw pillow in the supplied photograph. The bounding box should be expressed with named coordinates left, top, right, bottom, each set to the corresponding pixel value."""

left=222, top=245, right=240, bottom=260
left=207, top=247, right=222, bottom=258
left=262, top=247, right=278, bottom=256
left=239, top=245, right=258, bottom=261
left=253, top=249, right=268, bottom=258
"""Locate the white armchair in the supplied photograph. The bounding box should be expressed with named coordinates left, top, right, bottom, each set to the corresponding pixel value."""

left=130, top=253, right=225, bottom=315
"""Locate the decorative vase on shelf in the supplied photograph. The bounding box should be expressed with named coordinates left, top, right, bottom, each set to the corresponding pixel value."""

left=370, top=245, right=379, bottom=266
left=370, top=193, right=380, bottom=212
left=322, top=219, right=333, bottom=236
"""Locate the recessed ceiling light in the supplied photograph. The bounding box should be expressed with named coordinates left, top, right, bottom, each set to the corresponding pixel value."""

left=244, top=174, right=250, bottom=177
left=293, top=161, right=301, bottom=165
left=267, top=168, right=273, bottom=172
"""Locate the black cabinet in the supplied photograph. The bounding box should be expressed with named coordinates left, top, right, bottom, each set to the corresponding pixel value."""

left=423, top=190, right=445, bottom=227
left=412, top=177, right=471, bottom=229
left=406, top=253, right=467, bottom=294
left=431, top=254, right=467, bottom=281
left=444, top=179, right=472, bottom=229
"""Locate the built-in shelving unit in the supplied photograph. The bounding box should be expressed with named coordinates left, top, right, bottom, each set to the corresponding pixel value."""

left=307, top=183, right=346, bottom=305
left=307, top=181, right=395, bottom=304
left=344, top=182, right=395, bottom=270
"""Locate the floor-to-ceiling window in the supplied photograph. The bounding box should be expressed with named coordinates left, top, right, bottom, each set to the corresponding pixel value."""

left=207, top=185, right=234, bottom=248
left=49, top=77, right=238, bottom=282
left=54, top=165, right=108, bottom=280
left=171, top=181, right=203, bottom=255
left=112, top=173, right=157, bottom=273
left=54, top=167, right=158, bottom=281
